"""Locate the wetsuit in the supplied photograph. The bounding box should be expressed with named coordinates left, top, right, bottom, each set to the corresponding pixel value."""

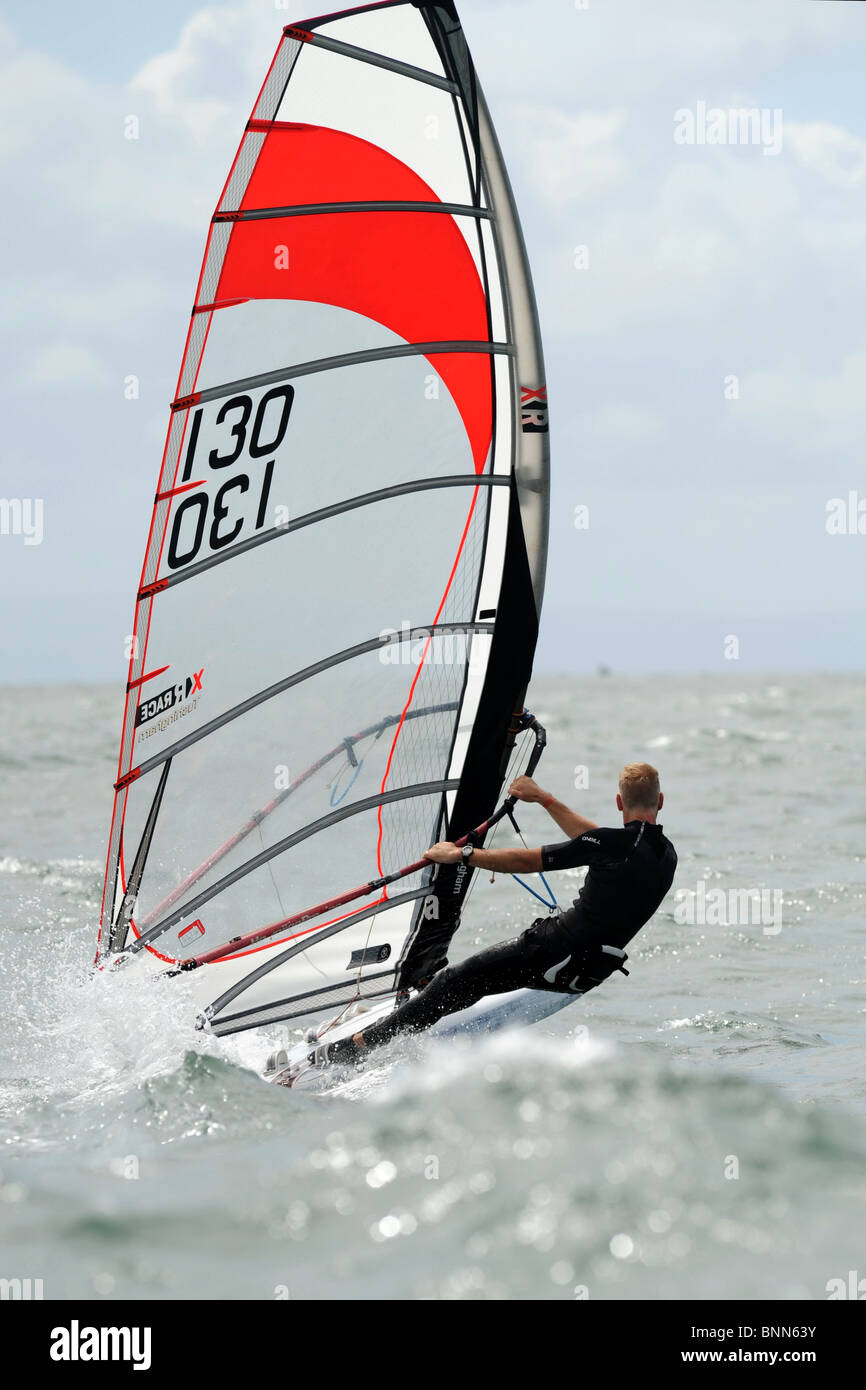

left=326, top=820, right=677, bottom=1062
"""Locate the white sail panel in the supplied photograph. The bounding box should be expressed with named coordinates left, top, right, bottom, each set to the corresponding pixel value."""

left=126, top=639, right=480, bottom=936
left=193, top=303, right=399, bottom=392
left=274, top=39, right=476, bottom=209
left=313, top=5, right=448, bottom=73
left=153, top=337, right=499, bottom=591
left=128, top=480, right=494, bottom=765
left=98, top=2, right=549, bottom=1037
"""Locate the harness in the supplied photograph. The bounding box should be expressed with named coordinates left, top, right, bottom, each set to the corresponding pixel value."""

left=543, top=942, right=630, bottom=995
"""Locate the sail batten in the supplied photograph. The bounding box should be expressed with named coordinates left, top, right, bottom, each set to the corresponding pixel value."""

left=205, top=886, right=430, bottom=1020
left=217, top=200, right=491, bottom=221
left=97, top=1, right=549, bottom=1034
left=139, top=474, right=509, bottom=598
left=117, top=622, right=494, bottom=789
left=127, top=777, right=460, bottom=954
left=286, top=30, right=458, bottom=93
left=171, top=340, right=513, bottom=412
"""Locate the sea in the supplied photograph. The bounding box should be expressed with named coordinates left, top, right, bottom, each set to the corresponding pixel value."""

left=1, top=672, right=864, bottom=1302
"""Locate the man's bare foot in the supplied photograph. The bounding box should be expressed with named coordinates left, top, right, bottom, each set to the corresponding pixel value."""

left=352, top=1032, right=366, bottom=1048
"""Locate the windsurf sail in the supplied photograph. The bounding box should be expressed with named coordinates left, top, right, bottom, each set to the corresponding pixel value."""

left=96, top=0, right=549, bottom=1039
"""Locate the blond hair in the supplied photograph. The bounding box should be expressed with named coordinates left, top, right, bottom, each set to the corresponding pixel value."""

left=619, top=762, right=660, bottom=812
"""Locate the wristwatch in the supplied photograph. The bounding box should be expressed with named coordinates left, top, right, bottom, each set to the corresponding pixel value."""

left=461, top=843, right=475, bottom=865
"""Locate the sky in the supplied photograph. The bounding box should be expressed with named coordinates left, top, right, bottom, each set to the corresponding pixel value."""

left=2, top=0, right=866, bottom=681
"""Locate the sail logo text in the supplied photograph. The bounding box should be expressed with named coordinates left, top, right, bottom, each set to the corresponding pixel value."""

left=453, top=861, right=469, bottom=896
left=166, top=386, right=292, bottom=571
left=49, top=1320, right=152, bottom=1370
left=136, top=669, right=204, bottom=727
left=521, top=386, right=548, bottom=433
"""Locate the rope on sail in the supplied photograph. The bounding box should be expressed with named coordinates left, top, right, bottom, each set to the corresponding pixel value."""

left=462, top=721, right=560, bottom=916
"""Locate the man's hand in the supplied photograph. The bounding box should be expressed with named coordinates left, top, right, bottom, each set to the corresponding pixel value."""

left=511, top=775, right=599, bottom=837
left=424, top=840, right=462, bottom=864
left=509, top=775, right=549, bottom=803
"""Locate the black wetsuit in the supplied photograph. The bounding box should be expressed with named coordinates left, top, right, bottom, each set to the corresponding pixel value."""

left=328, top=820, right=676, bottom=1061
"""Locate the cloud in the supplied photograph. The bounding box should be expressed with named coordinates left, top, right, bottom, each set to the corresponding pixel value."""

left=531, top=130, right=866, bottom=354
left=785, top=121, right=866, bottom=189
left=731, top=353, right=866, bottom=455
left=129, top=3, right=278, bottom=144
left=587, top=402, right=665, bottom=445
left=18, top=342, right=111, bottom=389
left=511, top=106, right=629, bottom=208
left=0, top=44, right=91, bottom=164
left=469, top=0, right=848, bottom=110
left=130, top=8, right=246, bottom=144
left=3, top=0, right=866, bottom=679
left=0, top=3, right=281, bottom=434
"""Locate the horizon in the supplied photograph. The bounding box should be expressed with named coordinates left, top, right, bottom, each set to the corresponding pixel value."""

left=1, top=665, right=862, bottom=690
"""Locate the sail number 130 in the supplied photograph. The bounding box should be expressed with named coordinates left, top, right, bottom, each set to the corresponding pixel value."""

left=166, top=385, right=294, bottom=570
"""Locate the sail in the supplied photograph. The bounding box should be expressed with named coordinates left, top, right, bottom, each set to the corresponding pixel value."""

left=96, top=0, right=549, bottom=1038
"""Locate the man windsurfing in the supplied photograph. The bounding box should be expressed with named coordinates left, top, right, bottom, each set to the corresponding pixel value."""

left=317, top=761, right=676, bottom=1066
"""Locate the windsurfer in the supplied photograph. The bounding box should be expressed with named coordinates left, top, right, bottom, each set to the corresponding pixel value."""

left=318, top=761, right=676, bottom=1064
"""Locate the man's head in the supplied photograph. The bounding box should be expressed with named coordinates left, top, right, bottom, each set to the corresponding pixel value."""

left=616, top=762, right=663, bottom=822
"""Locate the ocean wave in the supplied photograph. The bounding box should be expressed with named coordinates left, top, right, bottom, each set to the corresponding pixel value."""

left=3, top=1032, right=864, bottom=1301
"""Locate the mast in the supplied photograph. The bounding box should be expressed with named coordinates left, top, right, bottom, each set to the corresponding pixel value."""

left=395, top=2, right=550, bottom=986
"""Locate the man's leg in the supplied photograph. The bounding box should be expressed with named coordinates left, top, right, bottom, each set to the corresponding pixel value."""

left=324, top=933, right=539, bottom=1063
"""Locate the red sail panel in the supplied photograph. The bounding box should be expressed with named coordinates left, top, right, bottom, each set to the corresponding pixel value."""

left=217, top=126, right=492, bottom=471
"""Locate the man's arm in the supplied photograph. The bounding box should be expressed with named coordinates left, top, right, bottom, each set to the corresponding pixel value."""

left=421, top=777, right=598, bottom=873
left=509, top=775, right=598, bottom=839
left=424, top=843, right=542, bottom=872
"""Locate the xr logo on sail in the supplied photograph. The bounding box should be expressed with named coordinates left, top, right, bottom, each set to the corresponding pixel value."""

left=136, top=668, right=204, bottom=727
left=520, top=386, right=548, bottom=433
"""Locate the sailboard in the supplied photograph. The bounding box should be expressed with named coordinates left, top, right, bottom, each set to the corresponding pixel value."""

left=96, top=0, right=551, bottom=1057
left=266, top=987, right=580, bottom=1092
